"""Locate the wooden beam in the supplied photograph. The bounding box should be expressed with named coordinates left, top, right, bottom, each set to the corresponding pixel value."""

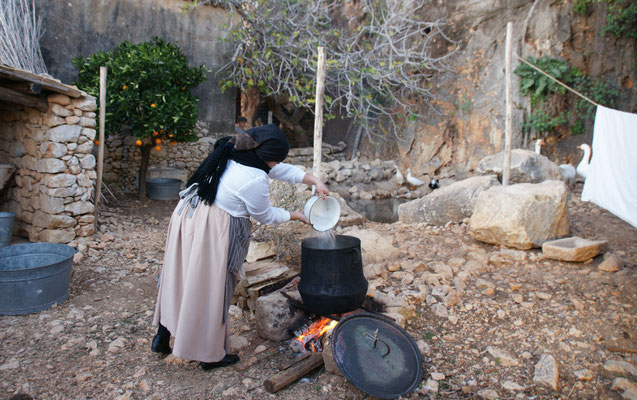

left=264, top=352, right=324, bottom=393
left=0, top=65, right=82, bottom=98
left=0, top=86, right=48, bottom=112
left=2, top=82, right=42, bottom=95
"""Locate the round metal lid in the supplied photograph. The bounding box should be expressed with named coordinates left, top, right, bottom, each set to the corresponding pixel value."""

left=331, top=313, right=423, bottom=399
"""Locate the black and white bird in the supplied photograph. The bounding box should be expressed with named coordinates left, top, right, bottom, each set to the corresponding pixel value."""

left=428, top=176, right=440, bottom=190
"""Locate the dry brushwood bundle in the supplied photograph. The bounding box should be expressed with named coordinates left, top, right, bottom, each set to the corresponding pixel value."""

left=0, top=0, right=48, bottom=74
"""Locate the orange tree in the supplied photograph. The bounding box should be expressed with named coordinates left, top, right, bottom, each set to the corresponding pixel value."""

left=73, top=38, right=207, bottom=199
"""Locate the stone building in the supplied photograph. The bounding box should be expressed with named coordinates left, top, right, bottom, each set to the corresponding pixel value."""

left=0, top=65, right=97, bottom=243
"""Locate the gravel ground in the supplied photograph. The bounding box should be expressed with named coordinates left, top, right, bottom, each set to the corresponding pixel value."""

left=1, top=184, right=636, bottom=400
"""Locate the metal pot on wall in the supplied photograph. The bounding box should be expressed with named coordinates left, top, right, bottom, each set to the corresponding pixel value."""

left=298, top=235, right=368, bottom=314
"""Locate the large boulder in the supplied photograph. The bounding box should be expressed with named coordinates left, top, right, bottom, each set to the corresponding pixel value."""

left=255, top=292, right=304, bottom=341
left=398, top=175, right=500, bottom=225
left=343, top=228, right=399, bottom=263
left=476, top=149, right=562, bottom=183
left=469, top=180, right=569, bottom=249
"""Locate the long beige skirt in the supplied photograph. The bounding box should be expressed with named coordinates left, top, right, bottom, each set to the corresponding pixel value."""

left=153, top=200, right=234, bottom=363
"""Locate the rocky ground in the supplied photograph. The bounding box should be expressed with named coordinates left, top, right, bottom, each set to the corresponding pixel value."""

left=1, top=184, right=636, bottom=400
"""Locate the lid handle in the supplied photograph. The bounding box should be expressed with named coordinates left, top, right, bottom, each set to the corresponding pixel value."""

left=363, top=329, right=391, bottom=358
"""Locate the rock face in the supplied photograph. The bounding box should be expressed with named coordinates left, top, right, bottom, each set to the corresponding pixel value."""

left=398, top=175, right=499, bottom=225
left=343, top=228, right=399, bottom=263
left=477, top=150, right=563, bottom=184
left=469, top=181, right=569, bottom=249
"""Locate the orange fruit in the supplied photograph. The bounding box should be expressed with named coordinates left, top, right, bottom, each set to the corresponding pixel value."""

left=168, top=133, right=174, bottom=138
left=155, top=138, right=161, bottom=144
left=94, top=139, right=100, bottom=145
left=153, top=131, right=159, bottom=136
left=135, top=139, right=142, bottom=146
left=181, top=86, right=185, bottom=90
left=170, top=141, right=177, bottom=146
left=155, top=145, right=161, bottom=151
left=150, top=103, right=157, bottom=108
left=122, top=85, right=127, bottom=90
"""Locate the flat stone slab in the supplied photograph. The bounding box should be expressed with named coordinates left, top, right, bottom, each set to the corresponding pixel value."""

left=542, top=236, right=607, bottom=262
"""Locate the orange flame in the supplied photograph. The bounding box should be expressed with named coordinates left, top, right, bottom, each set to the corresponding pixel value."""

left=295, top=317, right=338, bottom=352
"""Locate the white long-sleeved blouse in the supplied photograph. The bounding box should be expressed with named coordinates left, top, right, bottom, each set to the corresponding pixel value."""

left=214, top=160, right=306, bottom=225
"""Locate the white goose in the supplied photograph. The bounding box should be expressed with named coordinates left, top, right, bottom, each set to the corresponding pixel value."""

left=394, top=167, right=405, bottom=185
left=576, top=143, right=591, bottom=180
left=534, top=139, right=544, bottom=154
left=406, top=168, right=425, bottom=187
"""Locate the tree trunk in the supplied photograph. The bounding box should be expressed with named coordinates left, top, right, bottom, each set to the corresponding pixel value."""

left=138, top=144, right=153, bottom=200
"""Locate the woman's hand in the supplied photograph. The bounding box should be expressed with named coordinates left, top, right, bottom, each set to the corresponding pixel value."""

left=290, top=210, right=310, bottom=224
left=302, top=173, right=330, bottom=199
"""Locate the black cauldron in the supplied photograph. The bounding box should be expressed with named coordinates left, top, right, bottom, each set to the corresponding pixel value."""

left=298, top=235, right=368, bottom=314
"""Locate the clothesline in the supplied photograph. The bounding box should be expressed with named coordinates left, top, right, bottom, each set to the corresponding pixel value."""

left=516, top=55, right=600, bottom=107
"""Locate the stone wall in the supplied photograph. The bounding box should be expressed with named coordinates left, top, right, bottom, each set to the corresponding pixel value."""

left=0, top=94, right=98, bottom=243
left=102, top=122, right=218, bottom=192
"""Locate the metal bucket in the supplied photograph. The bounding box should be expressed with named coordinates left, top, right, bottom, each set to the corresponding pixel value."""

left=146, top=178, right=182, bottom=200
left=0, top=243, right=77, bottom=315
left=0, top=211, right=16, bottom=247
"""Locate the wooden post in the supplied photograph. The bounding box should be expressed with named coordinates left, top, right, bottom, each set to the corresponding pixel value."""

left=503, top=22, right=513, bottom=186
left=312, top=46, right=326, bottom=189
left=94, top=66, right=107, bottom=231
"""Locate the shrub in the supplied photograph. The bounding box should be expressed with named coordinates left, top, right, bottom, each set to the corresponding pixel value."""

left=73, top=38, right=207, bottom=199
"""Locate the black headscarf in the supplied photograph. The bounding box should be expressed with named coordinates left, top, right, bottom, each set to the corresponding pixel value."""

left=186, top=124, right=290, bottom=205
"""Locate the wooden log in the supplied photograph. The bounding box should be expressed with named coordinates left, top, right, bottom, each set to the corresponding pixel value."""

left=0, top=64, right=83, bottom=98
left=264, top=352, right=324, bottom=393
left=3, top=82, right=42, bottom=95
left=278, top=351, right=312, bottom=371
left=0, top=86, right=48, bottom=112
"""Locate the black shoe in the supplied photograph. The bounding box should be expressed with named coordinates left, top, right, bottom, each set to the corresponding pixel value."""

left=151, top=324, right=172, bottom=355
left=200, top=354, right=240, bottom=371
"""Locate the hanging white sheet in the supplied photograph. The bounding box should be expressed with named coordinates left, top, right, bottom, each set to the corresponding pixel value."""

left=581, top=105, right=637, bottom=229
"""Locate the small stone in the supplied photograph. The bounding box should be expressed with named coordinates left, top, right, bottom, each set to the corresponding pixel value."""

left=533, top=354, right=559, bottom=390
left=599, top=253, right=622, bottom=272
left=430, top=372, right=445, bottom=381
left=417, top=339, right=431, bottom=356
left=229, top=335, right=249, bottom=352
left=108, top=337, right=126, bottom=353
left=502, top=381, right=525, bottom=391
left=612, top=377, right=637, bottom=392
left=0, top=360, right=19, bottom=370
left=75, top=371, right=93, bottom=382
left=139, top=379, right=151, bottom=392
left=604, top=360, right=637, bottom=377
left=487, top=346, right=519, bottom=366
left=477, top=389, right=499, bottom=399
left=573, top=369, right=593, bottom=381
left=254, top=345, right=267, bottom=354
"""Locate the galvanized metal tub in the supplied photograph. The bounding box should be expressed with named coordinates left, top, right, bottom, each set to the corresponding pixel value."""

left=146, top=178, right=182, bottom=200
left=0, top=243, right=77, bottom=315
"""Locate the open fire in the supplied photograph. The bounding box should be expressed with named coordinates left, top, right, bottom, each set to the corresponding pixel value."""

left=295, top=317, right=338, bottom=352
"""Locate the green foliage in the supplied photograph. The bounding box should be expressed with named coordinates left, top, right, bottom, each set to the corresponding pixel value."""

left=73, top=38, right=207, bottom=146
left=522, top=109, right=567, bottom=134
left=514, top=57, right=569, bottom=106
left=515, top=56, right=619, bottom=136
left=573, top=0, right=637, bottom=38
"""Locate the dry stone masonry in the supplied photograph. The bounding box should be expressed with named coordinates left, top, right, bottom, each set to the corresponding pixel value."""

left=0, top=93, right=98, bottom=243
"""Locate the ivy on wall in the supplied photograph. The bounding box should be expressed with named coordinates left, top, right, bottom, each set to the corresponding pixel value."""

left=514, top=57, right=619, bottom=136
left=574, top=0, right=637, bottom=38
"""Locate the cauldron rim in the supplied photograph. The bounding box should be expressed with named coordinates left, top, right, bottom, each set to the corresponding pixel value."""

left=301, top=234, right=360, bottom=251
